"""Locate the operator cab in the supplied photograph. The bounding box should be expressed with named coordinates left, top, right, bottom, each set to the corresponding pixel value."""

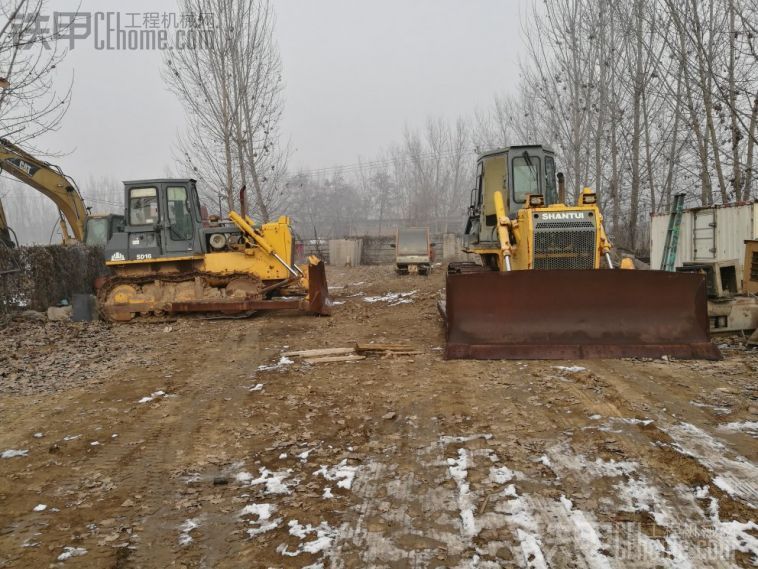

left=104, top=179, right=205, bottom=263
left=84, top=215, right=124, bottom=247
left=464, top=145, right=559, bottom=246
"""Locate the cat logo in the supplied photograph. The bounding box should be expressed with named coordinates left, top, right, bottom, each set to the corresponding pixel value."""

left=110, top=252, right=126, bottom=261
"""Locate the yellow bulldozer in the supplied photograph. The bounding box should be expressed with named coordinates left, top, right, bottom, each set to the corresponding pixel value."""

left=443, top=145, right=720, bottom=360
left=99, top=179, right=330, bottom=321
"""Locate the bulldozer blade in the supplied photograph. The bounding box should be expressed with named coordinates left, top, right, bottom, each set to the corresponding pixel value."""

left=306, top=260, right=332, bottom=316
left=444, top=270, right=721, bottom=360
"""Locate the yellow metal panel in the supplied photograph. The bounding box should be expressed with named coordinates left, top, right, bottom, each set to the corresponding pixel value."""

left=200, top=250, right=290, bottom=280
left=482, top=153, right=507, bottom=217
left=105, top=255, right=203, bottom=266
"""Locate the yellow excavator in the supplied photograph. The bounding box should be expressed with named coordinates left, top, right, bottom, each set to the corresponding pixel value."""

left=443, top=145, right=720, bottom=360
left=0, top=138, right=123, bottom=246
left=99, top=179, right=330, bottom=321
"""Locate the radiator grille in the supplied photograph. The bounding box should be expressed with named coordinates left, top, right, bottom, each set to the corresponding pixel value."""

left=533, top=220, right=596, bottom=270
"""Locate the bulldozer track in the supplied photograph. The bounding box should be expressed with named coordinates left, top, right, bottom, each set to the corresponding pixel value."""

left=97, top=271, right=266, bottom=321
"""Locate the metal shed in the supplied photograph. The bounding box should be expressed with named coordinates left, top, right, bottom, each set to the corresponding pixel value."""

left=650, top=201, right=758, bottom=275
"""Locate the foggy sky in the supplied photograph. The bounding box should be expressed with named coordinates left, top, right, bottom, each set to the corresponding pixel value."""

left=32, top=0, right=528, bottom=199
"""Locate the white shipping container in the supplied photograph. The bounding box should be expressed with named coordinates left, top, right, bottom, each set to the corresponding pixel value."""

left=650, top=201, right=758, bottom=273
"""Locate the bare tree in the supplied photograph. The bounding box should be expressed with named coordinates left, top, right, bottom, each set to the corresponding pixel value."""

left=0, top=1, right=72, bottom=145
left=164, top=0, right=285, bottom=221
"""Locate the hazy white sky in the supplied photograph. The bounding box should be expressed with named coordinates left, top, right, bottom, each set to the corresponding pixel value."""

left=36, top=0, right=529, bottom=185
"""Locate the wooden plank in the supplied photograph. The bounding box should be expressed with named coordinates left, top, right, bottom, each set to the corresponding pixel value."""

left=355, top=343, right=420, bottom=353
left=282, top=347, right=355, bottom=358
left=302, top=354, right=366, bottom=364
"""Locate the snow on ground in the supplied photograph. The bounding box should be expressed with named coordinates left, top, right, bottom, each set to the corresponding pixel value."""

left=1, top=449, right=28, bottom=458
left=237, top=467, right=293, bottom=494
left=57, top=546, right=87, bottom=561
left=138, top=390, right=166, bottom=404
left=257, top=356, right=294, bottom=372
left=178, top=518, right=200, bottom=546
left=314, top=459, right=358, bottom=490
left=717, top=420, right=758, bottom=437
left=662, top=422, right=758, bottom=506
left=363, top=290, right=417, bottom=305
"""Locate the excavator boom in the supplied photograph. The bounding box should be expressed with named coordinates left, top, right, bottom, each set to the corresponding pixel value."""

left=0, top=138, right=88, bottom=242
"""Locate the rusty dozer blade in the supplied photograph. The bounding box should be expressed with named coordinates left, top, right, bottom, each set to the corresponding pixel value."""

left=444, top=270, right=721, bottom=360
left=305, top=259, right=331, bottom=315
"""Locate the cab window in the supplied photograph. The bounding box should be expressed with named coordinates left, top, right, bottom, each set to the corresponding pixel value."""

left=545, top=156, right=557, bottom=204
left=512, top=156, right=541, bottom=203
left=129, top=187, right=158, bottom=225
left=167, top=186, right=192, bottom=240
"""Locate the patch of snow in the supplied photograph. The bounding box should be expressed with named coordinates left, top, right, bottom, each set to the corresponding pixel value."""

left=243, top=467, right=292, bottom=494
left=314, top=459, right=357, bottom=490
left=278, top=453, right=288, bottom=459
left=249, top=383, right=264, bottom=392
left=138, top=390, right=166, bottom=404
left=663, top=422, right=758, bottom=506
left=277, top=520, right=337, bottom=557
left=1, top=449, right=28, bottom=458
left=447, top=449, right=477, bottom=538
left=559, top=502, right=612, bottom=568
left=717, top=420, right=758, bottom=437
left=363, top=290, right=417, bottom=305
left=690, top=400, right=732, bottom=415
left=33, top=432, right=43, bottom=438
left=63, top=435, right=80, bottom=441
left=57, top=547, right=87, bottom=561
left=298, top=449, right=312, bottom=461
left=559, top=495, right=573, bottom=511
left=257, top=356, right=294, bottom=372
left=516, top=528, right=548, bottom=569
left=538, top=455, right=551, bottom=467
left=322, top=487, right=334, bottom=499
left=439, top=433, right=493, bottom=445
left=489, top=466, right=514, bottom=485
left=32, top=504, right=47, bottom=512
left=553, top=365, right=586, bottom=373
left=178, top=518, right=200, bottom=546
left=588, top=414, right=602, bottom=420
left=90, top=441, right=100, bottom=446
left=240, top=503, right=281, bottom=537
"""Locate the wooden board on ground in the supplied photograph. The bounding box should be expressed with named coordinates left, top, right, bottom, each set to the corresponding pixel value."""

left=303, top=354, right=366, bottom=364
left=283, top=347, right=355, bottom=358
left=355, top=343, right=421, bottom=354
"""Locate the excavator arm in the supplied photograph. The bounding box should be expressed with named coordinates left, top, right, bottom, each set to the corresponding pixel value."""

left=0, top=138, right=88, bottom=242
left=0, top=196, right=15, bottom=247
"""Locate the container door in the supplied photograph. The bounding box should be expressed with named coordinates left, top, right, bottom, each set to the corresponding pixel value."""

left=693, top=209, right=716, bottom=261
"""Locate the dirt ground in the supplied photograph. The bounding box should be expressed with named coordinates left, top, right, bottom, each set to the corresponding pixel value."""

left=0, top=265, right=756, bottom=568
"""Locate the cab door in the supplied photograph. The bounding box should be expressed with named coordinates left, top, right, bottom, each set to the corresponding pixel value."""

left=161, top=183, right=196, bottom=255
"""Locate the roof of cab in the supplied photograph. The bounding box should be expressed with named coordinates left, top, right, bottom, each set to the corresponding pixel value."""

left=122, top=178, right=197, bottom=186
left=477, top=145, right=555, bottom=160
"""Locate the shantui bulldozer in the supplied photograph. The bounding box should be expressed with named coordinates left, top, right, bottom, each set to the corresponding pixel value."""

left=0, top=138, right=123, bottom=246
left=99, top=179, right=330, bottom=321
left=443, top=145, right=720, bottom=360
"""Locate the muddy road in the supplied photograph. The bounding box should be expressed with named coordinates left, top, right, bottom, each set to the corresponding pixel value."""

left=0, top=266, right=756, bottom=568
